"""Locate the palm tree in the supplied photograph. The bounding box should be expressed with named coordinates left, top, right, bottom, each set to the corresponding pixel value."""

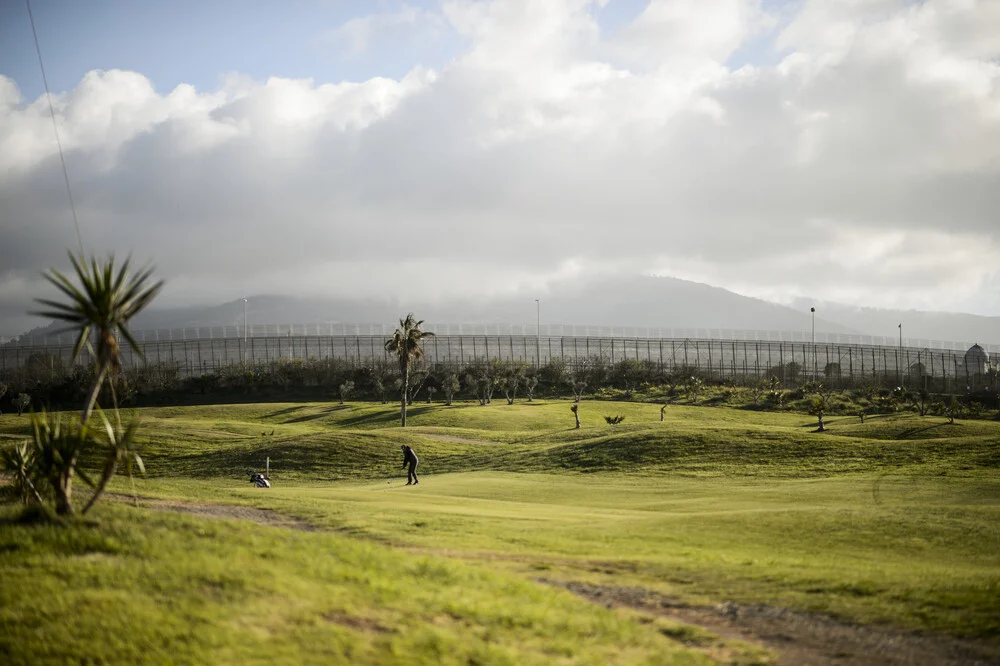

left=384, top=314, right=434, bottom=427
left=34, top=252, right=163, bottom=421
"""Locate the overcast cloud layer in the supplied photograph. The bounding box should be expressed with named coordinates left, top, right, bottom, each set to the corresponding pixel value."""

left=1, top=0, right=999, bottom=336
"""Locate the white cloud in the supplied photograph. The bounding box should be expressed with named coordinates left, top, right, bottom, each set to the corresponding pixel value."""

left=1, top=0, right=999, bottom=335
left=323, top=5, right=449, bottom=59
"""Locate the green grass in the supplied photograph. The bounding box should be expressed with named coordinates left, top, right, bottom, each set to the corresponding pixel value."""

left=0, top=504, right=719, bottom=665
left=1, top=399, right=999, bottom=663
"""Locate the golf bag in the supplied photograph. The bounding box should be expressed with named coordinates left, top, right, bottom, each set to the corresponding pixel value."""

left=247, top=470, right=271, bottom=488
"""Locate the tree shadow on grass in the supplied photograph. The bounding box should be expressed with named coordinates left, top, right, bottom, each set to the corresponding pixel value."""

left=262, top=406, right=306, bottom=419
left=510, top=428, right=579, bottom=445
left=283, top=406, right=346, bottom=424
left=337, top=405, right=435, bottom=429
left=895, top=422, right=950, bottom=439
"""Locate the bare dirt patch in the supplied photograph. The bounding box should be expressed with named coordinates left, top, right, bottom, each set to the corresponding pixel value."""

left=542, top=580, right=1000, bottom=666
left=107, top=493, right=317, bottom=531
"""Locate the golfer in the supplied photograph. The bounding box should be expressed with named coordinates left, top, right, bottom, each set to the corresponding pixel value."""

left=401, top=445, right=419, bottom=485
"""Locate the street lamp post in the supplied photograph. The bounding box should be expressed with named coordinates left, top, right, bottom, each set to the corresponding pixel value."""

left=898, top=323, right=903, bottom=384
left=535, top=299, right=540, bottom=367
left=243, top=298, right=248, bottom=365
left=810, top=307, right=816, bottom=378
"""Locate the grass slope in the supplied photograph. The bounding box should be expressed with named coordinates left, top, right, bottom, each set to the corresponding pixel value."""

left=1, top=399, right=999, bottom=663
left=0, top=505, right=717, bottom=666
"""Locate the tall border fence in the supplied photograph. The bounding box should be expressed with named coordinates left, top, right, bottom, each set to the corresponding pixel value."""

left=2, top=335, right=995, bottom=392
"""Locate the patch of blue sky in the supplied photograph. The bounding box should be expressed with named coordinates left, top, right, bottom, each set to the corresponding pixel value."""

left=726, top=0, right=799, bottom=69
left=593, top=0, right=650, bottom=37
left=0, top=0, right=459, bottom=101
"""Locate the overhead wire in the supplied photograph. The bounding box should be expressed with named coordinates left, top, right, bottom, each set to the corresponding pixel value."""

left=25, top=0, right=84, bottom=255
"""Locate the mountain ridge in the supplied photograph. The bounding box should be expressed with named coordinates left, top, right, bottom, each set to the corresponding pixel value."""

left=7, top=275, right=998, bottom=347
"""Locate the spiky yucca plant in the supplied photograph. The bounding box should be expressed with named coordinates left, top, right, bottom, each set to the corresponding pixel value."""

left=34, top=252, right=163, bottom=421
left=28, top=410, right=94, bottom=516
left=81, top=409, right=144, bottom=514
left=10, top=252, right=163, bottom=516
left=0, top=441, right=44, bottom=506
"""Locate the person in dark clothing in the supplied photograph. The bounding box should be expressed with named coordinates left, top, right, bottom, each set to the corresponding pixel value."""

left=401, top=445, right=419, bottom=485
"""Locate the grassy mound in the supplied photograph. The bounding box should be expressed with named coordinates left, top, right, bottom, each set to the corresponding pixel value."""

left=55, top=401, right=996, bottom=480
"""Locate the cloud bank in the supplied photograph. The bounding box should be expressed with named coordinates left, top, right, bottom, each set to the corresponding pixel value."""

left=1, top=0, right=998, bottom=335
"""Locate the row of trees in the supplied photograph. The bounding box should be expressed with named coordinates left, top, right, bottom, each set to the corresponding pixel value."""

left=4, top=352, right=998, bottom=419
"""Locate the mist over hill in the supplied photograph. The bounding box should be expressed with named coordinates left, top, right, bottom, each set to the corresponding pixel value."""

left=9, top=275, right=998, bottom=348
left=789, top=298, right=1000, bottom=348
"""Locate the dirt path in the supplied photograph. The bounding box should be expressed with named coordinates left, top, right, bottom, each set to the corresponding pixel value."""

left=105, top=494, right=998, bottom=665
left=106, top=493, right=317, bottom=531
left=543, top=580, right=1000, bottom=666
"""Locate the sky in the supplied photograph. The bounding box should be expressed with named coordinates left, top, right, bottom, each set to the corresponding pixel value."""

left=1, top=0, right=999, bottom=336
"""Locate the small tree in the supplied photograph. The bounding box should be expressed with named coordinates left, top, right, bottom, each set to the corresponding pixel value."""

left=525, top=376, right=538, bottom=402
left=426, top=386, right=437, bottom=403
left=613, top=359, right=642, bottom=400
left=367, top=360, right=398, bottom=405
left=466, top=373, right=487, bottom=406
left=808, top=394, right=828, bottom=432
left=482, top=369, right=498, bottom=404
left=785, top=361, right=802, bottom=384
left=338, top=380, right=355, bottom=405
left=466, top=369, right=494, bottom=406
left=660, top=403, right=667, bottom=421
left=373, top=378, right=390, bottom=404
left=406, top=370, right=429, bottom=405
left=824, top=362, right=842, bottom=382
left=892, top=386, right=909, bottom=410
left=443, top=374, right=460, bottom=406
left=570, top=403, right=580, bottom=429
left=910, top=389, right=932, bottom=416
left=684, top=376, right=704, bottom=403
left=571, top=381, right=587, bottom=403
left=945, top=397, right=961, bottom=424
left=805, top=383, right=829, bottom=431
left=501, top=375, right=520, bottom=405
left=13, top=393, right=30, bottom=416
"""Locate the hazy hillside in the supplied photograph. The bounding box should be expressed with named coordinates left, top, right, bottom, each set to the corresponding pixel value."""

left=11, top=276, right=853, bottom=340
left=9, top=275, right=998, bottom=346
left=790, top=298, right=1000, bottom=347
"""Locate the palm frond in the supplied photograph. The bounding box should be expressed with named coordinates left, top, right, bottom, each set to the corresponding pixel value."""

left=35, top=253, right=163, bottom=367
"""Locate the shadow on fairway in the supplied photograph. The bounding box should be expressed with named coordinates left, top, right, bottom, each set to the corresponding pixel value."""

left=337, top=405, right=440, bottom=428
left=284, top=405, right=346, bottom=424
left=895, top=423, right=949, bottom=439
left=262, top=406, right=307, bottom=419
left=511, top=427, right=579, bottom=445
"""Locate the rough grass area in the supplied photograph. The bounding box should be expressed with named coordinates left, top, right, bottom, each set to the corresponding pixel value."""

left=0, top=504, right=721, bottom=666
left=1, top=399, right=998, bottom=664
